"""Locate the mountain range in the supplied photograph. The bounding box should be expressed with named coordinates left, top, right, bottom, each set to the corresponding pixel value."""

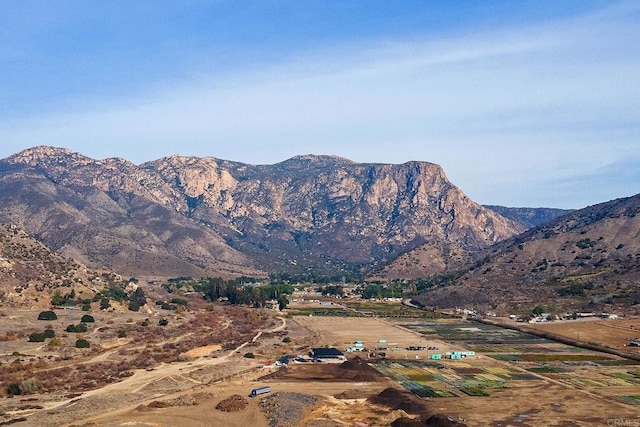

left=0, top=146, right=522, bottom=278
left=0, top=146, right=637, bottom=312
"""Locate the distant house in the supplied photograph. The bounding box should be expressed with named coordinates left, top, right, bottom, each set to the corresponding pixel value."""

left=310, top=348, right=345, bottom=360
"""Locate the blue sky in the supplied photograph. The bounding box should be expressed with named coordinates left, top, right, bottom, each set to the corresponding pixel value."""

left=1, top=1, right=639, bottom=209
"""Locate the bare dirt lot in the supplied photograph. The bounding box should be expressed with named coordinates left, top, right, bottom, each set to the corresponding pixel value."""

left=524, top=317, right=640, bottom=351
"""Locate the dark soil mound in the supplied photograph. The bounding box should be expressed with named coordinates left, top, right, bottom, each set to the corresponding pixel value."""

left=368, top=387, right=428, bottom=415
left=339, top=356, right=370, bottom=371
left=391, top=414, right=467, bottom=427
left=216, top=394, right=249, bottom=412
left=337, top=356, right=384, bottom=381
left=424, top=414, right=466, bottom=427
left=391, top=418, right=424, bottom=427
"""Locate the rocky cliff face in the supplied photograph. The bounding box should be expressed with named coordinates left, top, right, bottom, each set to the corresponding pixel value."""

left=0, top=146, right=523, bottom=277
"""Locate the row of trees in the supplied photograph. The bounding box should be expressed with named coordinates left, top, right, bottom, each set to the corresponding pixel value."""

left=198, top=278, right=291, bottom=310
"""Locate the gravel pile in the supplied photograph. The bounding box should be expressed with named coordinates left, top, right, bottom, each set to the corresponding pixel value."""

left=260, top=392, right=320, bottom=427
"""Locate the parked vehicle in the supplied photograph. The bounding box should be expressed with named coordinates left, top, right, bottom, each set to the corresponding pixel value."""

left=250, top=386, right=271, bottom=397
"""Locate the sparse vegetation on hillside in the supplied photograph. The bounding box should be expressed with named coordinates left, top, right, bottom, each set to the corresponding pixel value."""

left=412, top=194, right=640, bottom=312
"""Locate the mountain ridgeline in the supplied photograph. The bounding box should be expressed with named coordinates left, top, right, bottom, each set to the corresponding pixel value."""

left=0, top=146, right=523, bottom=278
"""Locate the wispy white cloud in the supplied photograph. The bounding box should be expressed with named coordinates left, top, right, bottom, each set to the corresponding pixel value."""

left=0, top=1, right=639, bottom=209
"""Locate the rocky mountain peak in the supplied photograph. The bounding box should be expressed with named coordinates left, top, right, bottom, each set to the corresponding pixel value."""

left=8, top=145, right=79, bottom=166
left=276, top=154, right=356, bottom=169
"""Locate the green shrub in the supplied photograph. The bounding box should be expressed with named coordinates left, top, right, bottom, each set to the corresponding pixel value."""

left=170, top=298, right=188, bottom=306
left=37, top=311, right=57, bottom=321
left=7, top=383, right=22, bottom=395
left=282, top=336, right=292, bottom=343
left=66, top=323, right=88, bottom=333
left=19, top=377, right=42, bottom=394
left=28, top=332, right=47, bottom=342
left=158, top=318, right=168, bottom=326
left=81, top=302, right=91, bottom=311
left=80, top=314, right=95, bottom=323
left=43, top=329, right=55, bottom=338
left=243, top=352, right=255, bottom=359
left=75, top=339, right=90, bottom=348
left=141, top=319, right=150, bottom=327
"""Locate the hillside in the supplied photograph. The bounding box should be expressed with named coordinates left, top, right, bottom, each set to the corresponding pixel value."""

left=0, top=148, right=261, bottom=278
left=0, top=224, right=126, bottom=308
left=375, top=206, right=572, bottom=280
left=412, top=194, right=640, bottom=313
left=0, top=146, right=523, bottom=277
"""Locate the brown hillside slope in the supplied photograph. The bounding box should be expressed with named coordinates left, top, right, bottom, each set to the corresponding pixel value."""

left=413, top=194, right=640, bottom=313
left=0, top=223, right=126, bottom=308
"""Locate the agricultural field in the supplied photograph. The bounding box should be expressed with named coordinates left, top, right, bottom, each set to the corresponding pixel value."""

left=304, top=316, right=640, bottom=426
left=285, top=299, right=439, bottom=318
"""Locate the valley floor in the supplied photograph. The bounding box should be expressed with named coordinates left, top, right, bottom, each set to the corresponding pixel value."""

left=1, top=308, right=639, bottom=426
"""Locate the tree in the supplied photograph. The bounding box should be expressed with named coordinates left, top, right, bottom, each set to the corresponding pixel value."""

left=532, top=306, right=545, bottom=316
left=277, top=295, right=289, bottom=311
left=51, top=290, right=65, bottom=306
left=37, top=311, right=57, bottom=321
left=128, top=287, right=146, bottom=312
left=80, top=314, right=95, bottom=323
